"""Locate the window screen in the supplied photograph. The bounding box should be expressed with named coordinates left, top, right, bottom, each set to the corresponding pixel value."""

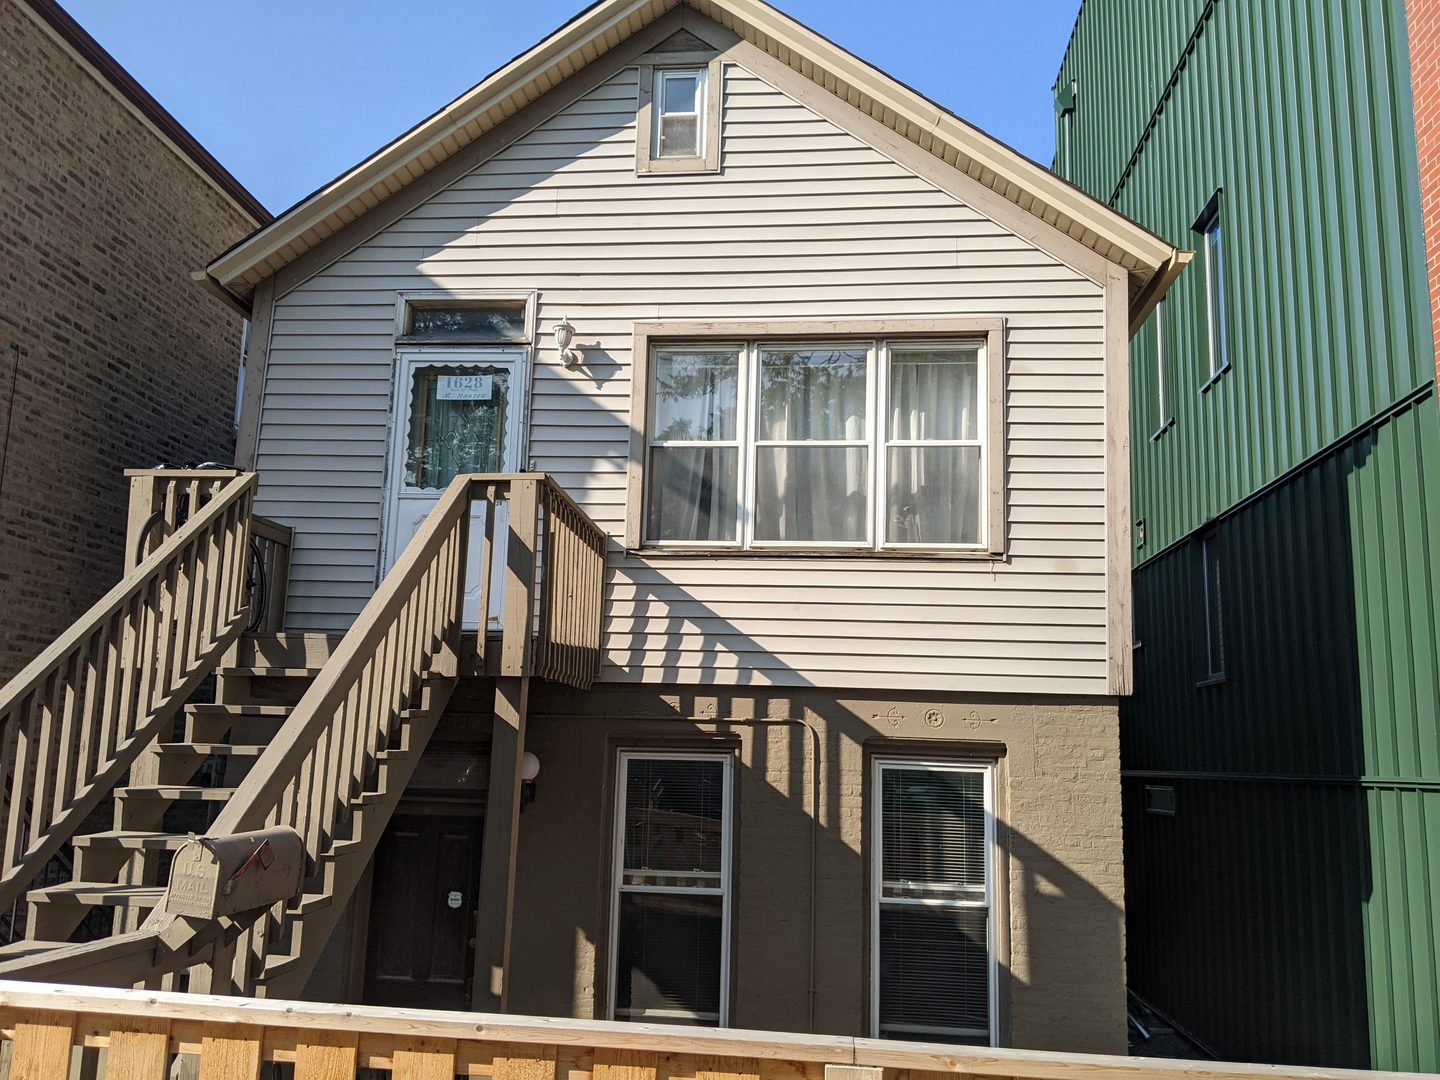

left=611, top=754, right=732, bottom=1025
left=874, top=760, right=994, bottom=1044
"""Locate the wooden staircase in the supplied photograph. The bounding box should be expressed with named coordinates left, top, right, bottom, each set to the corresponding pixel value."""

left=0, top=471, right=605, bottom=997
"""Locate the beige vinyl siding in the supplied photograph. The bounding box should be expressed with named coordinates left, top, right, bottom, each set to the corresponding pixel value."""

left=254, top=62, right=1111, bottom=694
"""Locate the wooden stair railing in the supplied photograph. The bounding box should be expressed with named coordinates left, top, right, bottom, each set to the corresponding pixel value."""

left=0, top=474, right=607, bottom=993
left=0, top=472, right=260, bottom=913
left=201, top=473, right=481, bottom=994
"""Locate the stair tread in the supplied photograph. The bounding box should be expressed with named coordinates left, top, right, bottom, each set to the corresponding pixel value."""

left=116, top=785, right=237, bottom=800
left=221, top=666, right=322, bottom=678
left=187, top=704, right=291, bottom=717
left=157, top=742, right=268, bottom=756
left=29, top=882, right=164, bottom=905
left=73, top=831, right=189, bottom=850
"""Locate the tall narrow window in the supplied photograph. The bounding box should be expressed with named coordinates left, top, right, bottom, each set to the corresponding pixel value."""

left=1194, top=192, right=1229, bottom=387
left=654, top=68, right=705, bottom=159
left=886, top=346, right=983, bottom=545
left=754, top=345, right=871, bottom=545
left=1201, top=530, right=1225, bottom=680
left=647, top=347, right=742, bottom=544
left=873, top=759, right=996, bottom=1045
left=1151, top=300, right=1173, bottom=439
left=611, top=753, right=733, bottom=1026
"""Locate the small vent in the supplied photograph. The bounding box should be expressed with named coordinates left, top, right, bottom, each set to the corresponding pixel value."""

left=1144, top=785, right=1177, bottom=817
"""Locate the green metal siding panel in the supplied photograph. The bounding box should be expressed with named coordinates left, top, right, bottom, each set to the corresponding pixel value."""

left=1124, top=393, right=1440, bottom=1069
left=1054, top=0, right=1211, bottom=197
left=1058, top=0, right=1433, bottom=557
left=1125, top=777, right=1440, bottom=1070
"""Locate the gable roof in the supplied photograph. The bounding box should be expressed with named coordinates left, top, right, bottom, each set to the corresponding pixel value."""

left=205, top=0, right=1186, bottom=326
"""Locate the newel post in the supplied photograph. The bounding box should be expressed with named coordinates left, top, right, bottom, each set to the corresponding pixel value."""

left=475, top=476, right=540, bottom=1012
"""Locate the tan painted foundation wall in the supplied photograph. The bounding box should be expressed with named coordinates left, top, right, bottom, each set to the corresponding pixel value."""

left=505, top=683, right=1126, bottom=1056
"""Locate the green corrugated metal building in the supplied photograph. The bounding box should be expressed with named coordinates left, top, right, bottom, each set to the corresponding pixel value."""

left=1053, top=0, right=1440, bottom=1069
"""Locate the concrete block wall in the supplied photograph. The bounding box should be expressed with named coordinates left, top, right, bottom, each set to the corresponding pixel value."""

left=507, top=684, right=1126, bottom=1055
left=0, top=1, right=260, bottom=680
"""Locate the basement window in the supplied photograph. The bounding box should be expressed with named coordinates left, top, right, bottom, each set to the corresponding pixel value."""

left=872, top=759, right=997, bottom=1046
left=609, top=752, right=733, bottom=1026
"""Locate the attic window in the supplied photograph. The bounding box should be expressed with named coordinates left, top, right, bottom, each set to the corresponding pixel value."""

left=398, top=297, right=531, bottom=344
left=636, top=59, right=722, bottom=175
left=656, top=68, right=705, bottom=158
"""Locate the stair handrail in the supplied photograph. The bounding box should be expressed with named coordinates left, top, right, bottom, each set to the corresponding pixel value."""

left=194, top=472, right=489, bottom=991
left=0, top=472, right=260, bottom=909
left=0, top=473, right=607, bottom=988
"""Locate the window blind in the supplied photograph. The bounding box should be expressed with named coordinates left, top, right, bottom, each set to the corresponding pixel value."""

left=874, top=761, right=993, bottom=1044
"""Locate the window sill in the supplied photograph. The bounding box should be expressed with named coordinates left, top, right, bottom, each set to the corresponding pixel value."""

left=1149, top=417, right=1176, bottom=442
left=1198, top=363, right=1232, bottom=394
left=1194, top=673, right=1228, bottom=688
left=627, top=547, right=1006, bottom=562
left=635, top=158, right=720, bottom=177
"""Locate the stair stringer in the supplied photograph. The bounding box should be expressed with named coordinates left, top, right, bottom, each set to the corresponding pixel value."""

left=257, top=676, right=456, bottom=1000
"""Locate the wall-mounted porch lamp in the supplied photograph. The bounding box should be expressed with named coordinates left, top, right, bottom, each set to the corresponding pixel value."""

left=520, top=751, right=541, bottom=809
left=552, top=316, right=588, bottom=368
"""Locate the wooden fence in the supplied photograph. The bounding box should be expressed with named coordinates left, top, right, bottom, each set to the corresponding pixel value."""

left=0, top=982, right=1426, bottom=1080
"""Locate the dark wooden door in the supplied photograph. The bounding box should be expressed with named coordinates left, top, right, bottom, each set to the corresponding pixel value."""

left=363, top=812, right=483, bottom=1009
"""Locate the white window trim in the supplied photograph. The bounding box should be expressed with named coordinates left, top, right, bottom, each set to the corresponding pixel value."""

left=1149, top=300, right=1174, bottom=441
left=607, top=750, right=735, bottom=1026
left=871, top=757, right=998, bottom=1045
left=635, top=57, right=723, bottom=175
left=628, top=320, right=1007, bottom=557
left=654, top=68, right=705, bottom=160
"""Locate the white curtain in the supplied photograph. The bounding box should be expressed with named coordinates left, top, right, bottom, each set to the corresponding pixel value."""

left=887, top=350, right=980, bottom=545
left=648, top=350, right=740, bottom=542
left=754, top=348, right=869, bottom=543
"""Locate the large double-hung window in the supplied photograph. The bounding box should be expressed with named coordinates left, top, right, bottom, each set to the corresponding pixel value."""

left=637, top=328, right=1003, bottom=553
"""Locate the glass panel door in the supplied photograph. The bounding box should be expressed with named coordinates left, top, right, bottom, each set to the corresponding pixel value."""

left=385, top=352, right=525, bottom=630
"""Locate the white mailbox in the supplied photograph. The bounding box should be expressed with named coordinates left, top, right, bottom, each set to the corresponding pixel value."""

left=164, top=828, right=305, bottom=920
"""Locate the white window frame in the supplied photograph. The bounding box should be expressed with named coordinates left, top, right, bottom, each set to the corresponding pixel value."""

left=608, top=750, right=735, bottom=1026
left=1149, top=299, right=1174, bottom=441
left=871, top=757, right=998, bottom=1045
left=393, top=289, right=537, bottom=346
left=654, top=67, right=706, bottom=160
left=636, top=334, right=999, bottom=554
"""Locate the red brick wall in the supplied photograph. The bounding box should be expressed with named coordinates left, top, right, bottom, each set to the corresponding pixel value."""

left=0, top=3, right=259, bottom=679
left=1409, top=0, right=1440, bottom=389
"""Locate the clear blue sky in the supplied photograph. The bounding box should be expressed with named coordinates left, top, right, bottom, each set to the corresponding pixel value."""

left=61, top=0, right=1083, bottom=215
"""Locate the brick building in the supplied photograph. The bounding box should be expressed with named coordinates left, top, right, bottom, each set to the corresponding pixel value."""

left=1410, top=0, right=1440, bottom=390
left=0, top=0, right=269, bottom=680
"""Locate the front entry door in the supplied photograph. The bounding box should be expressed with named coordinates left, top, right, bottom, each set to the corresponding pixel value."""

left=384, top=351, right=525, bottom=629
left=363, top=812, right=484, bottom=1010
